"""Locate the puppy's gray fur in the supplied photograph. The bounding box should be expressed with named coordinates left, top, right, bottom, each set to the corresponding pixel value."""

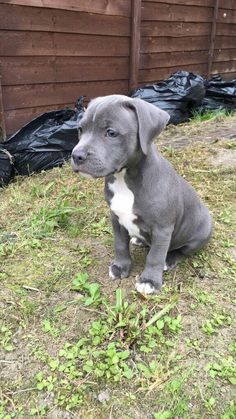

left=71, top=95, right=212, bottom=294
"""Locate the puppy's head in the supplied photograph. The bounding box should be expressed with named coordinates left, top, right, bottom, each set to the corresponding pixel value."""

left=71, top=94, right=169, bottom=178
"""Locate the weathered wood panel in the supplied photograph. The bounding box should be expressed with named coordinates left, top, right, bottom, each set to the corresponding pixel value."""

left=141, top=21, right=211, bottom=37
left=140, top=51, right=209, bottom=70
left=0, top=31, right=129, bottom=57
left=141, top=34, right=236, bottom=55
left=3, top=80, right=128, bottom=111
left=142, top=0, right=236, bottom=8
left=218, top=8, right=236, bottom=23
left=216, top=22, right=236, bottom=36
left=1, top=0, right=236, bottom=136
left=139, top=64, right=208, bottom=84
left=0, top=0, right=131, bottom=135
left=141, top=36, right=210, bottom=54
left=140, top=0, right=236, bottom=86
left=0, top=4, right=130, bottom=36
left=211, top=61, right=236, bottom=75
left=0, top=0, right=131, bottom=16
left=212, top=0, right=236, bottom=79
left=4, top=104, right=74, bottom=136
left=142, top=2, right=213, bottom=22
left=140, top=0, right=213, bottom=86
left=215, top=36, right=236, bottom=50
left=214, top=49, right=236, bottom=63
left=0, top=57, right=129, bottom=86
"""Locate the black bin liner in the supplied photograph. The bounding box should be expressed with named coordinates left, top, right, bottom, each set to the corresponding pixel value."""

left=198, top=75, right=236, bottom=113
left=4, top=97, right=84, bottom=176
left=130, top=71, right=205, bottom=124
left=0, top=149, right=14, bottom=187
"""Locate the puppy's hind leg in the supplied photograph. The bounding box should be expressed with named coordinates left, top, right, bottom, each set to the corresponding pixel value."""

left=164, top=249, right=185, bottom=271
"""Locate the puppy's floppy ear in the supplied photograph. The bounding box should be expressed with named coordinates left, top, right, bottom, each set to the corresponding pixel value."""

left=126, top=98, right=170, bottom=155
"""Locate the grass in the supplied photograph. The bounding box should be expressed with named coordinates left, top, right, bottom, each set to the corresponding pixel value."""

left=0, top=116, right=236, bottom=418
left=190, top=109, right=232, bottom=123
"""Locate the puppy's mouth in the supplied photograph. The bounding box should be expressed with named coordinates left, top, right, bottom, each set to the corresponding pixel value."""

left=71, top=157, right=116, bottom=179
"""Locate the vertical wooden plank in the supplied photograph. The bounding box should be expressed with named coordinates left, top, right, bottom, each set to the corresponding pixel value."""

left=207, top=0, right=220, bottom=78
left=0, top=76, right=6, bottom=142
left=129, top=0, right=141, bottom=90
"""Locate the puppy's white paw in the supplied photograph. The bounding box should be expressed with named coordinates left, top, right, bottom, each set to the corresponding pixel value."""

left=130, top=237, right=142, bottom=246
left=109, top=266, right=117, bottom=280
left=130, top=237, right=148, bottom=247
left=163, top=263, right=168, bottom=271
left=135, top=281, right=156, bottom=295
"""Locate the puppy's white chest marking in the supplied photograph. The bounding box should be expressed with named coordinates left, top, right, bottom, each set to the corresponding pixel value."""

left=109, top=170, right=142, bottom=238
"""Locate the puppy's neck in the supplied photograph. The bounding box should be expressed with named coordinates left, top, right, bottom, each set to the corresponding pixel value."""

left=124, top=146, right=156, bottom=178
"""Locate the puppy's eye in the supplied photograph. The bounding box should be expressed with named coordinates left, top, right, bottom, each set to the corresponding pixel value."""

left=106, top=128, right=118, bottom=138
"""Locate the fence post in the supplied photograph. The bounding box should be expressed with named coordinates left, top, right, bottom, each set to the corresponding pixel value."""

left=0, top=76, right=6, bottom=142
left=129, top=0, right=141, bottom=91
left=207, top=0, right=220, bottom=79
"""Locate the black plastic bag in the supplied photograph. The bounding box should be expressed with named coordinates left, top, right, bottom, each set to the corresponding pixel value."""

left=198, top=75, right=236, bottom=113
left=0, top=148, right=14, bottom=187
left=130, top=71, right=205, bottom=124
left=4, top=97, right=84, bottom=176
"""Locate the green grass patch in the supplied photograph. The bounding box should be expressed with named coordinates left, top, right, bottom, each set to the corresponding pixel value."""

left=0, top=118, right=236, bottom=417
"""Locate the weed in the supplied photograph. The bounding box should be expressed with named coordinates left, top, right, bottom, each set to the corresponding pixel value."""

left=0, top=325, right=14, bottom=352
left=190, top=287, right=216, bottom=309
left=191, top=109, right=230, bottom=123
left=154, top=411, right=172, bottom=419
left=221, top=401, right=236, bottom=419
left=71, top=272, right=102, bottom=306
left=0, top=242, right=16, bottom=257
left=90, top=216, right=112, bottom=237
left=42, top=319, right=61, bottom=338
left=220, top=239, right=235, bottom=248
left=206, top=356, right=236, bottom=384
left=26, top=200, right=82, bottom=238
left=228, top=341, right=236, bottom=355
left=204, top=396, right=217, bottom=411
left=202, top=312, right=232, bottom=335
left=218, top=209, right=233, bottom=225
left=36, top=371, right=56, bottom=391
left=30, top=181, right=55, bottom=198
left=153, top=369, right=193, bottom=418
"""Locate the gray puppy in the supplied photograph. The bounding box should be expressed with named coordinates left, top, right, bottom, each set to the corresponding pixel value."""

left=71, top=95, right=212, bottom=294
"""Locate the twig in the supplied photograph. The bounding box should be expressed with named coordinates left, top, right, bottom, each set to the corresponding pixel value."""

left=12, top=387, right=37, bottom=395
left=142, top=297, right=178, bottom=330
left=2, top=393, right=16, bottom=411
left=109, top=404, right=114, bottom=419
left=0, top=360, right=16, bottom=363
left=22, top=285, right=40, bottom=292
left=80, top=306, right=106, bottom=316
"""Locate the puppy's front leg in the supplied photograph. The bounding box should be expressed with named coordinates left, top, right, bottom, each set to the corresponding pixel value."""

left=109, top=213, right=132, bottom=280
left=136, top=228, right=172, bottom=294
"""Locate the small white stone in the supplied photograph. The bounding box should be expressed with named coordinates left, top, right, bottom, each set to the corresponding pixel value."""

left=97, top=390, right=110, bottom=403
left=135, top=281, right=155, bottom=294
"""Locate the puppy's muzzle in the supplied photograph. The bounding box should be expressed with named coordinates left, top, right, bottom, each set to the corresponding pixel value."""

left=71, top=148, right=88, bottom=167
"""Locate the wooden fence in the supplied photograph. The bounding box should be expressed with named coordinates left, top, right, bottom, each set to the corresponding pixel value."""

left=0, top=0, right=236, bottom=137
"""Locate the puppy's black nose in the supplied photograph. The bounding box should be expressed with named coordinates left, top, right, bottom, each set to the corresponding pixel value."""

left=72, top=148, right=88, bottom=165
